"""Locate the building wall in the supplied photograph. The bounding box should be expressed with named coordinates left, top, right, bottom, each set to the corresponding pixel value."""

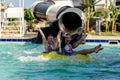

left=116, top=0, right=120, bottom=8
left=95, top=0, right=115, bottom=11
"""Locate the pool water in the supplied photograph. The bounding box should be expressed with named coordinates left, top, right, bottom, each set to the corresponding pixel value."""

left=0, top=42, right=120, bottom=80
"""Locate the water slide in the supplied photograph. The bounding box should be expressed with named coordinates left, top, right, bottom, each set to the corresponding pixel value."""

left=31, top=0, right=86, bottom=43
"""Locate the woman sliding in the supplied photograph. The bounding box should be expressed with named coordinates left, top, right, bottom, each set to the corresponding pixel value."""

left=39, top=27, right=61, bottom=52
left=60, top=31, right=103, bottom=56
left=39, top=25, right=103, bottom=55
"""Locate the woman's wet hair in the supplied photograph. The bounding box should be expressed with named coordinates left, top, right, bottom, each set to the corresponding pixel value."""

left=47, top=34, right=54, bottom=40
left=65, top=33, right=70, bottom=36
left=64, top=33, right=71, bottom=38
left=48, top=34, right=53, bottom=37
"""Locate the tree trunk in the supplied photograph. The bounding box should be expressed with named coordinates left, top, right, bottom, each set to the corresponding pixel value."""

left=112, top=18, right=115, bottom=34
left=85, top=20, right=90, bottom=33
left=105, top=20, right=109, bottom=33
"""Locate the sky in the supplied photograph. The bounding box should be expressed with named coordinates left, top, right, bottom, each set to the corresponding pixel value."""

left=4, top=0, right=43, bottom=8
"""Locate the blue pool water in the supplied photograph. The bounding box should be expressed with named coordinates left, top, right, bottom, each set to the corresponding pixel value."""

left=0, top=42, right=120, bottom=80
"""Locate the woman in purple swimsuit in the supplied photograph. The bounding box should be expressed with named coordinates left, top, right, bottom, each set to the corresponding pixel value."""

left=61, top=33, right=103, bottom=56
left=39, top=28, right=61, bottom=52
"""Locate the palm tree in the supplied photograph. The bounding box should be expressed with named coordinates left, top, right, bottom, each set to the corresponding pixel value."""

left=82, top=0, right=94, bottom=33
left=82, top=0, right=102, bottom=33
left=109, top=0, right=120, bottom=33
left=103, top=7, right=110, bottom=32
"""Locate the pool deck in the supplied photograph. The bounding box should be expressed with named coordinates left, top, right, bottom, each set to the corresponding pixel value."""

left=0, top=32, right=37, bottom=39
left=86, top=35, right=120, bottom=43
left=0, top=32, right=120, bottom=42
left=86, top=34, right=120, bottom=40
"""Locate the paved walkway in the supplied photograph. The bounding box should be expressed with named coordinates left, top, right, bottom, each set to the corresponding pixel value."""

left=0, top=32, right=120, bottom=40
left=0, top=32, right=37, bottom=39
left=86, top=34, right=120, bottom=40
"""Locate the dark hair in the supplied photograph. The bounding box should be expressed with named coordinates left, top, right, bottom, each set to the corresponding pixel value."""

left=47, top=34, right=54, bottom=40
left=48, top=34, right=53, bottom=37
left=65, top=33, right=70, bottom=36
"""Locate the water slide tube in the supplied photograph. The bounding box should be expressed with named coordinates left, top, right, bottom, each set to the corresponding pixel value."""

left=31, top=1, right=85, bottom=43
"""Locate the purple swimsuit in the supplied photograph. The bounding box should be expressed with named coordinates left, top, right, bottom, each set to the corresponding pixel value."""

left=62, top=44, right=73, bottom=55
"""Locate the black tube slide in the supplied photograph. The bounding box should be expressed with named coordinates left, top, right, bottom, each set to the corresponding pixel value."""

left=32, top=19, right=59, bottom=44
left=31, top=1, right=84, bottom=44
left=33, top=1, right=54, bottom=20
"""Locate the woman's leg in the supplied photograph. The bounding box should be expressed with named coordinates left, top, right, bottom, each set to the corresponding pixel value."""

left=75, top=44, right=103, bottom=55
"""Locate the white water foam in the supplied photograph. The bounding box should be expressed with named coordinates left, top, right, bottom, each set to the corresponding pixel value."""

left=7, top=52, right=13, bottom=55
left=18, top=55, right=49, bottom=62
left=0, top=52, right=13, bottom=55
left=23, top=51, right=35, bottom=54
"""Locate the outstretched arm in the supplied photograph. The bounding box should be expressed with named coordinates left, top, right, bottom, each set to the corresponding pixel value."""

left=39, top=28, right=48, bottom=51
left=55, top=31, right=62, bottom=50
left=72, top=34, right=87, bottom=48
left=70, top=28, right=83, bottom=46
